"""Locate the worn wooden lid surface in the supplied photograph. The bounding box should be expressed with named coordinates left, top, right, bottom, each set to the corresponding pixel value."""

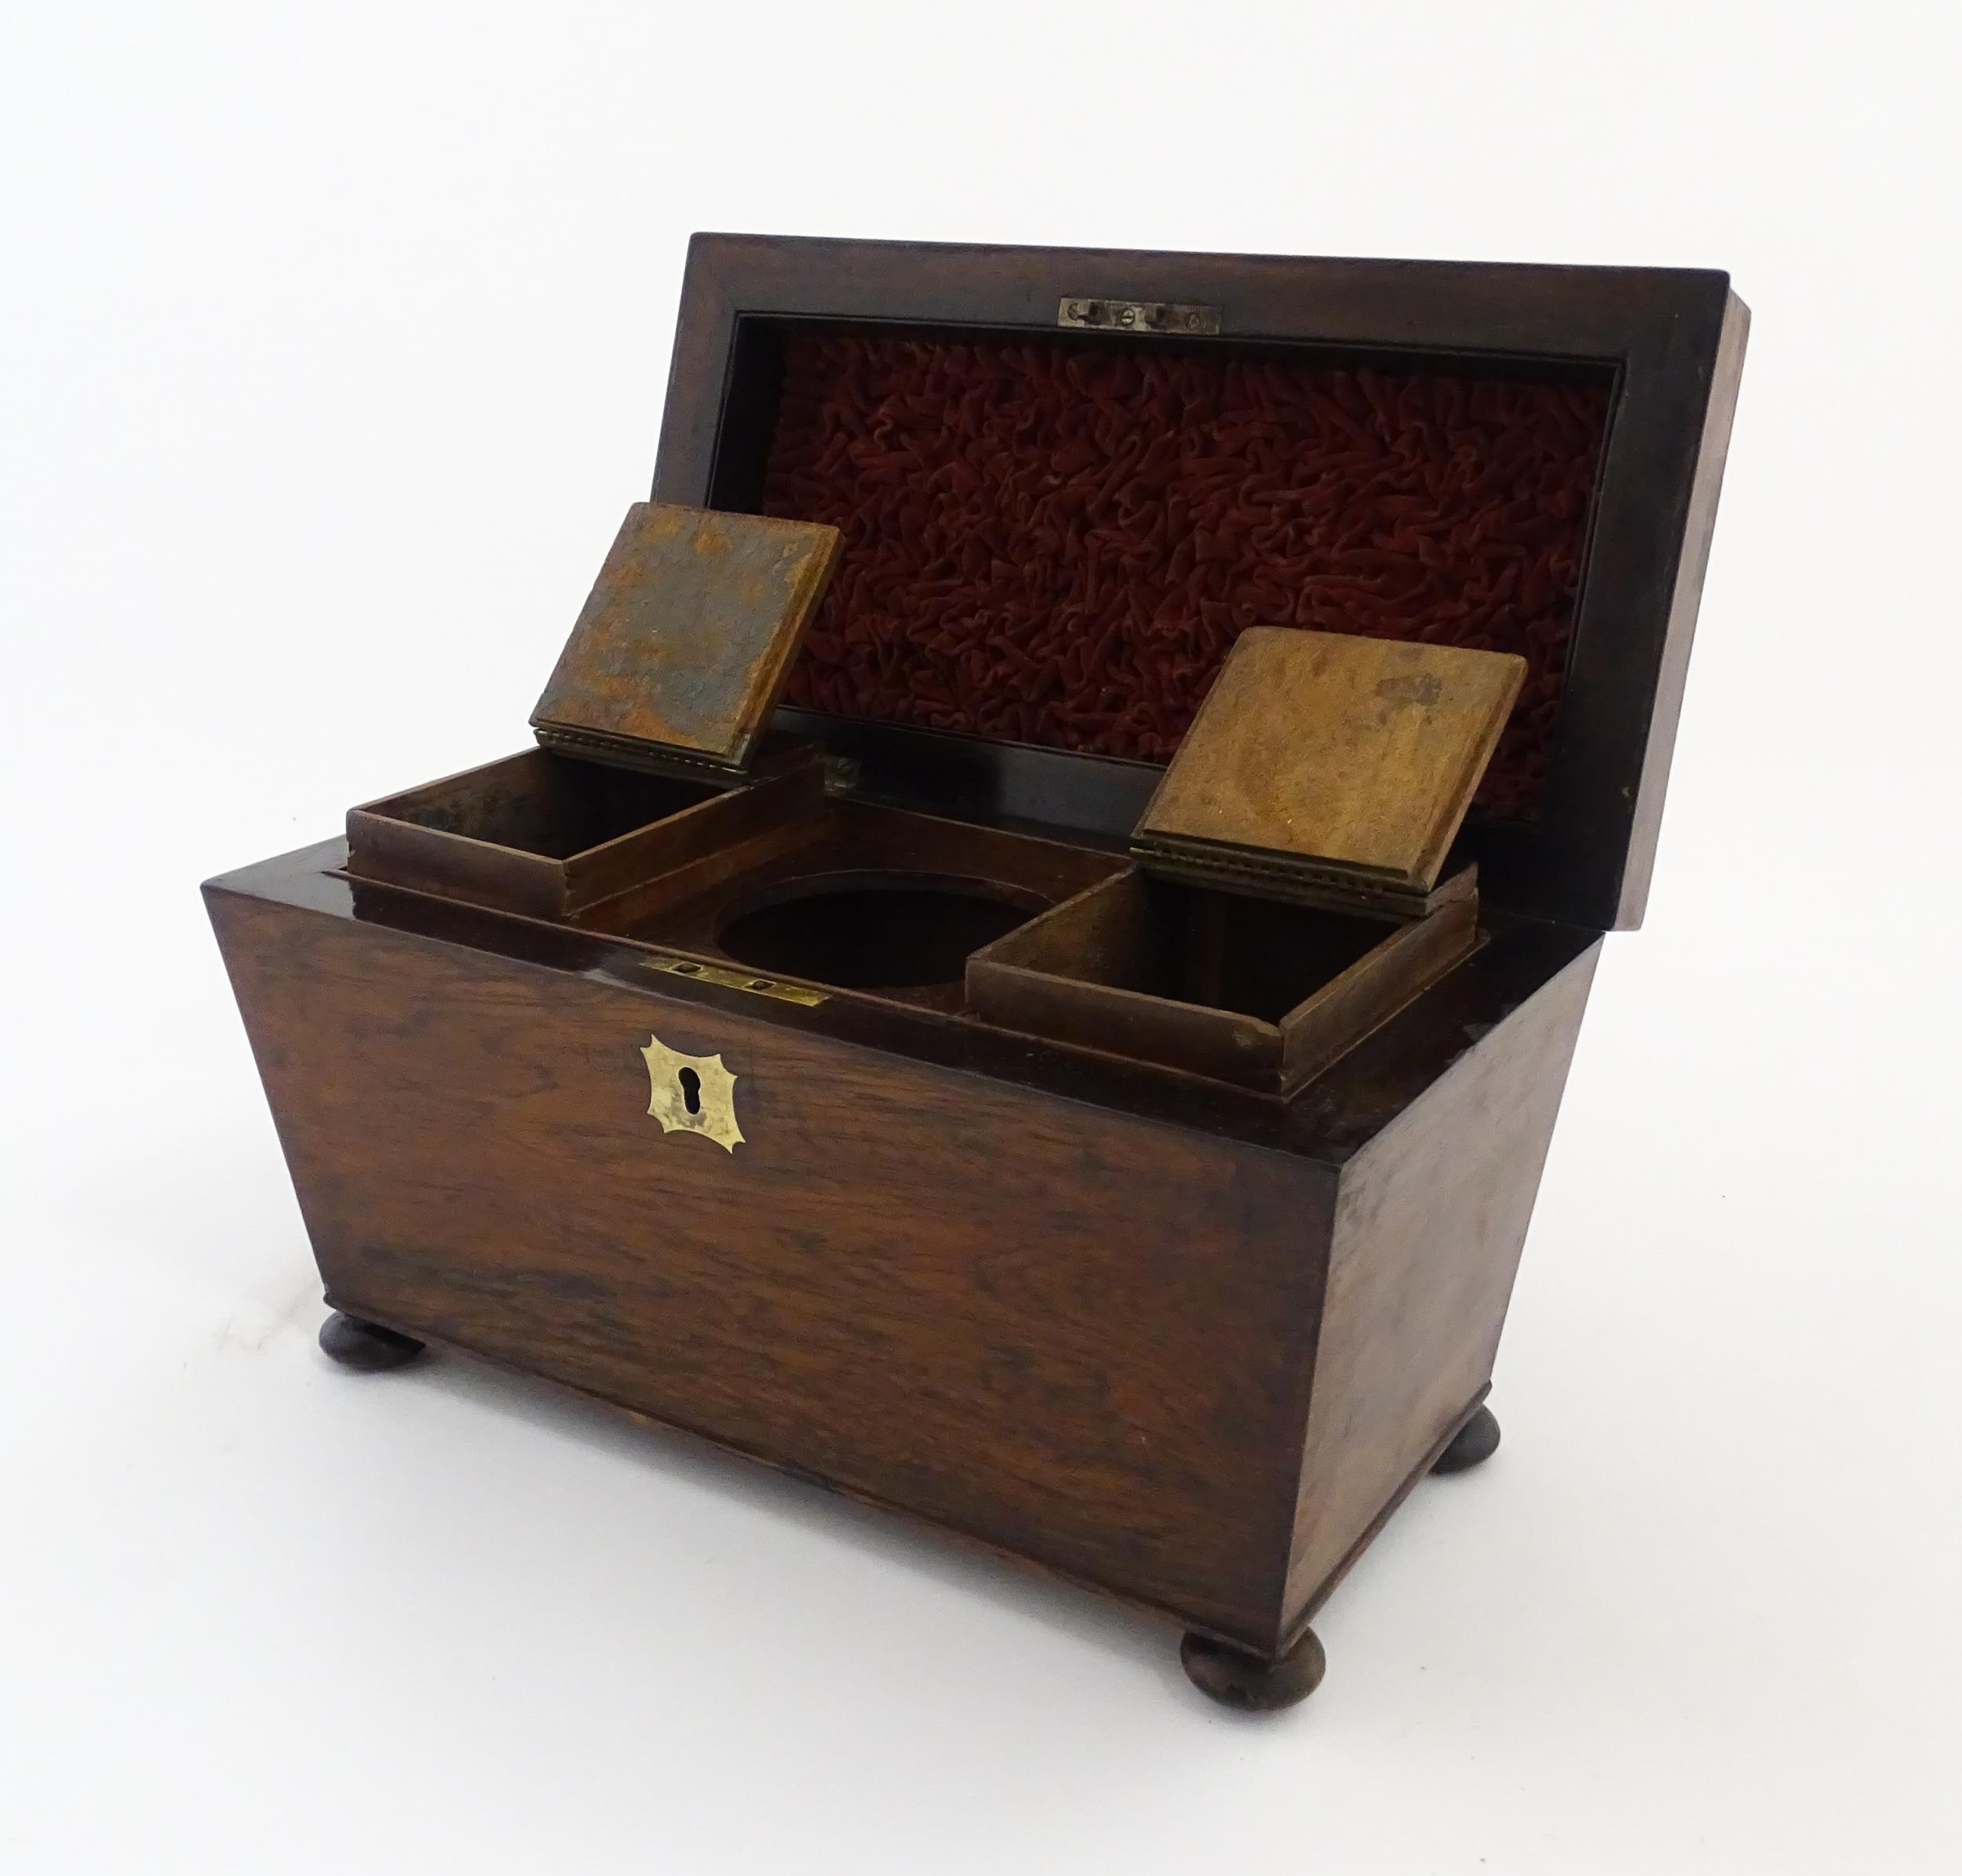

left=531, top=502, right=840, bottom=771
left=1134, top=629, right=1526, bottom=900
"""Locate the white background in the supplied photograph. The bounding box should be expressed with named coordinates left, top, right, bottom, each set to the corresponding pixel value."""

left=4, top=3, right=1958, bottom=1871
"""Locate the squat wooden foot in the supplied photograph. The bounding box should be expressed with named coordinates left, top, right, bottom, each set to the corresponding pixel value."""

left=1180, top=1626, right=1326, bottom=1711
left=1432, top=1404, right=1501, bottom=1474
left=319, top=1310, right=425, bottom=1372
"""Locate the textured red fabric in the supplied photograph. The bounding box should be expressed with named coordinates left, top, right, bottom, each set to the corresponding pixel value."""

left=761, top=330, right=1610, bottom=819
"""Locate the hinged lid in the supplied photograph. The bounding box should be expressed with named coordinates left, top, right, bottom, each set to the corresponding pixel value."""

left=652, top=235, right=1749, bottom=928
left=531, top=502, right=840, bottom=775
left=1133, top=629, right=1523, bottom=916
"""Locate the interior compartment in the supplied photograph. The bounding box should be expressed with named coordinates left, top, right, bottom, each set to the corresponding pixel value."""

left=345, top=747, right=823, bottom=921
left=718, top=323, right=1613, bottom=821
left=583, top=800, right=1124, bottom=1012
left=1014, top=876, right=1394, bottom=1018
left=717, top=871, right=1051, bottom=989
left=370, top=750, right=718, bottom=858
left=967, top=869, right=1478, bottom=1092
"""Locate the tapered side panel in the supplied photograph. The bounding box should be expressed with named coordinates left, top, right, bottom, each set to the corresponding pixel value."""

left=1282, top=940, right=1601, bottom=1630
left=1613, top=289, right=1750, bottom=927
left=207, top=884, right=1330, bottom=1647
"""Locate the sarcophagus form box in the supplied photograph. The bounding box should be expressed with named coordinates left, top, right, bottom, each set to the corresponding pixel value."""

left=206, top=236, right=1746, bottom=1709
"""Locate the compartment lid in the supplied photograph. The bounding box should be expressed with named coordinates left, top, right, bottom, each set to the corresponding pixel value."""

left=531, top=502, right=840, bottom=774
left=652, top=235, right=1749, bottom=930
left=1132, top=629, right=1524, bottom=915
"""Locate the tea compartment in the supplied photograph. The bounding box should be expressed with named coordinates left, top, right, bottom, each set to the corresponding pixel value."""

left=578, top=799, right=1121, bottom=1014
left=968, top=866, right=1477, bottom=1091
left=345, top=745, right=823, bottom=921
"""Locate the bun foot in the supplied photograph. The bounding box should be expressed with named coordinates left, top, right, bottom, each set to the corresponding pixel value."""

left=319, top=1310, right=425, bottom=1372
left=1432, top=1404, right=1501, bottom=1474
left=1180, top=1627, right=1326, bottom=1711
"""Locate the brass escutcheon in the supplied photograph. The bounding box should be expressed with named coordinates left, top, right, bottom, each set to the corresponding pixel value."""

left=640, top=1033, right=745, bottom=1152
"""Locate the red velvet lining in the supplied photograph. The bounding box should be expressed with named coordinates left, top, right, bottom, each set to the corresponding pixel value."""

left=761, top=330, right=1610, bottom=818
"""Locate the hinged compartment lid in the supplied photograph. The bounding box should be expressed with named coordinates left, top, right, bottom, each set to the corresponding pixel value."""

left=531, top=502, right=839, bottom=774
left=1133, top=629, right=1524, bottom=916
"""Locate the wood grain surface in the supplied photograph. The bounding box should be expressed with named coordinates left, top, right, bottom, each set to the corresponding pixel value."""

left=531, top=502, right=839, bottom=769
left=1283, top=942, right=1599, bottom=1631
left=1136, top=629, right=1524, bottom=894
left=191, top=231, right=1753, bottom=1671
left=209, top=881, right=1335, bottom=1647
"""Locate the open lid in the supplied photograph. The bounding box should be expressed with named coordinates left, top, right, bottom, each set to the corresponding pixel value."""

left=1133, top=629, right=1524, bottom=916
left=531, top=502, right=840, bottom=774
left=651, top=235, right=1749, bottom=927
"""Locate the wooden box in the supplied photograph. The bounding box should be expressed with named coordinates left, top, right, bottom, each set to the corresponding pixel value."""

left=205, top=235, right=1748, bottom=1710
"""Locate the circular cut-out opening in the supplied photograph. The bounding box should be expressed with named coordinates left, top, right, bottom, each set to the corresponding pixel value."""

left=716, top=869, right=1047, bottom=989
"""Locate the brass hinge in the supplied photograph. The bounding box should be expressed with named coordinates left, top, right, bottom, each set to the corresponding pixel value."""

left=1131, top=831, right=1475, bottom=921
left=822, top=752, right=862, bottom=796
left=1058, top=297, right=1221, bottom=337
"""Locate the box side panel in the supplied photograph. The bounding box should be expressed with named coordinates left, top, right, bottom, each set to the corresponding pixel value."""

left=1282, top=939, right=1600, bottom=1629
left=1612, top=287, right=1751, bottom=927
left=207, top=885, right=1330, bottom=1648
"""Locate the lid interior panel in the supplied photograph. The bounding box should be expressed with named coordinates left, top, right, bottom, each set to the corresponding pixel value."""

left=715, top=321, right=1612, bottom=824
left=657, top=235, right=1745, bottom=931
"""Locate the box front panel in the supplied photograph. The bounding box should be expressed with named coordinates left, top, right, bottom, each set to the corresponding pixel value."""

left=210, top=888, right=1329, bottom=1646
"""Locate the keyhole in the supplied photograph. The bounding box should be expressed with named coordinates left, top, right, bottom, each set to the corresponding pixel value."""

left=676, top=1066, right=702, bottom=1116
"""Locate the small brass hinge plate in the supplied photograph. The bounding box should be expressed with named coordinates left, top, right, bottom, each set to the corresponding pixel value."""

left=644, top=955, right=830, bottom=1007
left=1058, top=297, right=1220, bottom=337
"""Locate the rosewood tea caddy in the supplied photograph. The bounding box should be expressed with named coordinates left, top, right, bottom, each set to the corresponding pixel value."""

left=206, top=235, right=1747, bottom=1710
